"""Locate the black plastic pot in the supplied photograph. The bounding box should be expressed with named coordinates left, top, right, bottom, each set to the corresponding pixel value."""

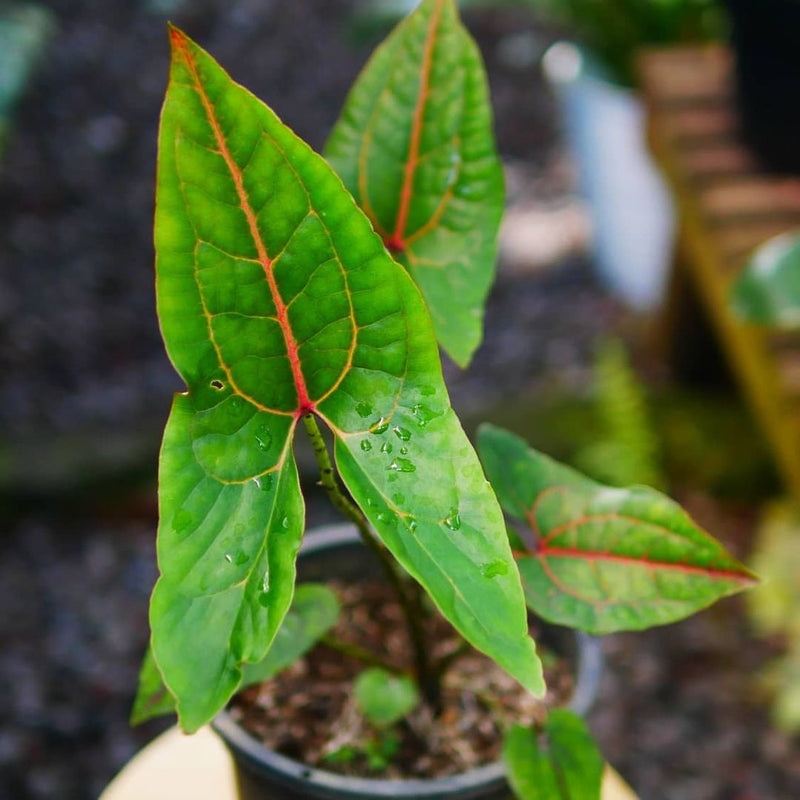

left=724, top=0, right=800, bottom=173
left=213, top=524, right=603, bottom=800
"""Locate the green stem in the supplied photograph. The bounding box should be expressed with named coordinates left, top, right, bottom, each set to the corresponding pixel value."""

left=319, top=634, right=403, bottom=675
left=301, top=413, right=440, bottom=711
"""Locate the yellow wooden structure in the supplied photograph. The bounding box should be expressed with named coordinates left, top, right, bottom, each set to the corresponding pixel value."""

left=639, top=46, right=800, bottom=504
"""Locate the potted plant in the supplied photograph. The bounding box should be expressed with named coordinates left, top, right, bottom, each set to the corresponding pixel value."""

left=131, top=2, right=755, bottom=797
left=533, top=0, right=725, bottom=309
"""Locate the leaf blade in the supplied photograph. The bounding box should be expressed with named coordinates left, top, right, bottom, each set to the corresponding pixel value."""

left=333, top=408, right=545, bottom=695
left=478, top=425, right=757, bottom=634
left=731, top=230, right=800, bottom=328
left=132, top=583, right=339, bottom=725
left=150, top=394, right=304, bottom=732
left=241, top=583, right=341, bottom=686
left=325, top=0, right=504, bottom=366
left=153, top=29, right=537, bottom=729
left=503, top=711, right=604, bottom=800
left=354, top=668, right=420, bottom=728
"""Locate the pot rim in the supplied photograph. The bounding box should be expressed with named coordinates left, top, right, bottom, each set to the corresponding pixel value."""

left=213, top=522, right=603, bottom=797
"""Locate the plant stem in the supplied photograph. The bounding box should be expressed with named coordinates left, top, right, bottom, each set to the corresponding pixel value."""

left=301, top=413, right=440, bottom=711
left=319, top=634, right=404, bottom=675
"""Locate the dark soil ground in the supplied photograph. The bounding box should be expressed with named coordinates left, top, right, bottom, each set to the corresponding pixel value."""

left=2, top=1, right=799, bottom=799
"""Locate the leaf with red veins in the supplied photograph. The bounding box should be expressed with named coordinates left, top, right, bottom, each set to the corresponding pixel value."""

left=148, top=30, right=541, bottom=731
left=325, top=0, right=504, bottom=367
left=478, top=425, right=757, bottom=634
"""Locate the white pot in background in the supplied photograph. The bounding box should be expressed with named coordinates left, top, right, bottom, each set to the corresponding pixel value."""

left=543, top=42, right=674, bottom=311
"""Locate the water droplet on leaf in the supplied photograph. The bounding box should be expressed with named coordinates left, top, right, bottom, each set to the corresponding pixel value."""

left=372, top=417, right=390, bottom=434
left=411, top=404, right=438, bottom=428
left=393, top=426, right=411, bottom=441
left=387, top=458, right=416, bottom=473
left=481, top=560, right=509, bottom=579
left=443, top=508, right=461, bottom=531
left=255, top=425, right=273, bottom=452
left=224, top=553, right=233, bottom=564
left=381, top=441, right=393, bottom=454
left=234, top=550, right=249, bottom=566
left=356, top=401, right=373, bottom=418
left=400, top=447, right=408, bottom=455
left=408, top=518, right=418, bottom=532
left=360, top=439, right=372, bottom=452
left=254, top=473, right=273, bottom=492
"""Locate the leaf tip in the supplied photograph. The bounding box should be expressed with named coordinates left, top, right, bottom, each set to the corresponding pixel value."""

left=167, top=23, right=189, bottom=54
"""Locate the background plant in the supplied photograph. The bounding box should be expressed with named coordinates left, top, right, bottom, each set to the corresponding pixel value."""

left=522, top=0, right=725, bottom=85
left=573, top=338, right=665, bottom=490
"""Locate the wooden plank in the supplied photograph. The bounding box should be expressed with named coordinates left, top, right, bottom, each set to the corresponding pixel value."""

left=637, top=46, right=732, bottom=105
left=640, top=46, right=800, bottom=504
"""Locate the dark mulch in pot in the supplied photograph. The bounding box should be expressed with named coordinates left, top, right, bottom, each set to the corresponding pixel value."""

left=231, top=580, right=573, bottom=780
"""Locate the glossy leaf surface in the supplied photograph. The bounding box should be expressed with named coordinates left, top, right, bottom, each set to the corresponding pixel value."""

left=131, top=583, right=338, bottom=724
left=354, top=667, right=420, bottom=727
left=731, top=230, right=800, bottom=328
left=152, top=29, right=541, bottom=731
left=325, top=0, right=504, bottom=366
left=478, top=425, right=757, bottom=634
left=503, top=711, right=604, bottom=800
left=240, top=583, right=340, bottom=686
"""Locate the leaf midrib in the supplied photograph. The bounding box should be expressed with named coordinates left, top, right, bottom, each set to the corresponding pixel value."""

left=386, top=0, right=445, bottom=252
left=170, top=26, right=313, bottom=416
left=519, top=546, right=755, bottom=585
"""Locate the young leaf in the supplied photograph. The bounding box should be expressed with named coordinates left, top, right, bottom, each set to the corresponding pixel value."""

left=354, top=667, right=420, bottom=728
left=132, top=584, right=338, bottom=725
left=731, top=230, right=800, bottom=328
left=152, top=28, right=541, bottom=731
left=478, top=425, right=757, bottom=634
left=325, top=0, right=504, bottom=367
left=503, top=711, right=604, bottom=800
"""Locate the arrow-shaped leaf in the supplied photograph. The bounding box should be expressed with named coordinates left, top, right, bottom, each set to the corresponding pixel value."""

left=478, top=425, right=757, bottom=634
left=132, top=583, right=339, bottom=725
left=152, top=29, right=540, bottom=731
left=503, top=711, right=604, bottom=800
left=325, top=0, right=504, bottom=367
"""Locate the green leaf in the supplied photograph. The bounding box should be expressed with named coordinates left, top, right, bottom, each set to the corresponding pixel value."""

left=152, top=28, right=540, bottom=730
left=503, top=711, right=604, bottom=800
left=150, top=395, right=304, bottom=732
left=354, top=667, right=420, bottom=727
left=132, top=583, right=338, bottom=725
left=241, top=583, right=340, bottom=686
left=731, top=230, right=800, bottom=328
left=131, top=647, right=176, bottom=726
left=326, top=0, right=504, bottom=367
left=478, top=425, right=757, bottom=634
left=333, top=412, right=543, bottom=696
